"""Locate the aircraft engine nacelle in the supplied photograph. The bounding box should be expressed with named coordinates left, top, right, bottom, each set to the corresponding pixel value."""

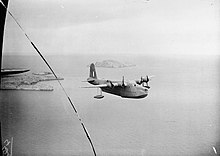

left=135, top=80, right=142, bottom=85
left=106, top=80, right=114, bottom=88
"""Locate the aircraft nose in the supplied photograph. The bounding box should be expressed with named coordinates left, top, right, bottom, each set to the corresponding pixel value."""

left=139, top=93, right=148, bottom=98
left=138, top=89, right=148, bottom=98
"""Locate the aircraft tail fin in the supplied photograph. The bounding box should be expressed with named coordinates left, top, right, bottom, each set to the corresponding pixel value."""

left=89, top=63, right=97, bottom=79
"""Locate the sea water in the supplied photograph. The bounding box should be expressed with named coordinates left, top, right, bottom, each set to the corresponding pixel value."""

left=0, top=54, right=219, bottom=156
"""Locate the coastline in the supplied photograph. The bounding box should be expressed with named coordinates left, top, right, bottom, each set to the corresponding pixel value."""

left=0, top=72, right=63, bottom=91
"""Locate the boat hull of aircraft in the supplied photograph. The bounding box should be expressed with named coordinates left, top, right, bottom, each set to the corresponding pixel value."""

left=101, top=86, right=148, bottom=98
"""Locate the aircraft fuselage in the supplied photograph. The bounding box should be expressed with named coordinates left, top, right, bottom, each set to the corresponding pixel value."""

left=88, top=78, right=148, bottom=99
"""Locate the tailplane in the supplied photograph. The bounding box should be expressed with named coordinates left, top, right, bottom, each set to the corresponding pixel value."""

left=89, top=63, right=97, bottom=79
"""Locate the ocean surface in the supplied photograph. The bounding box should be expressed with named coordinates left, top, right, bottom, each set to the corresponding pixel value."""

left=0, top=54, right=219, bottom=156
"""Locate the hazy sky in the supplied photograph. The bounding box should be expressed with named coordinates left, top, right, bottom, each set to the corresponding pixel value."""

left=2, top=0, right=220, bottom=55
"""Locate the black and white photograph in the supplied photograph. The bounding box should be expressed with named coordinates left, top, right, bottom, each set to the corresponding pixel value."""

left=0, top=0, right=219, bottom=155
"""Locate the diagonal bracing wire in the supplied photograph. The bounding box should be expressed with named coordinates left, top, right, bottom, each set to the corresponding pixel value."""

left=0, top=1, right=97, bottom=155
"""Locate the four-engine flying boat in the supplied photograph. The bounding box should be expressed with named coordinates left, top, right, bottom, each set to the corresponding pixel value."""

left=83, top=63, right=153, bottom=99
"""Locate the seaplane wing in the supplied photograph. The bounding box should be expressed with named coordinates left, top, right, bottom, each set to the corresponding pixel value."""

left=1, top=68, right=30, bottom=76
left=82, top=84, right=108, bottom=88
left=82, top=82, right=123, bottom=88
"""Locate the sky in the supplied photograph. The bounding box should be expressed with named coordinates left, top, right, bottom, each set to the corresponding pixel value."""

left=2, top=0, right=220, bottom=55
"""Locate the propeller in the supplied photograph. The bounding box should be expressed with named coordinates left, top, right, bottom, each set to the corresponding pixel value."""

left=141, top=75, right=150, bottom=83
left=136, top=75, right=153, bottom=88
left=136, top=75, right=149, bottom=84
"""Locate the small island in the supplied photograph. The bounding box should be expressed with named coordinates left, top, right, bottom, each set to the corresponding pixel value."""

left=1, top=71, right=64, bottom=91
left=91, top=60, right=135, bottom=68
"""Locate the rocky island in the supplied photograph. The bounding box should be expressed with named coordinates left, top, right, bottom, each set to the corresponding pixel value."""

left=92, top=60, right=135, bottom=68
left=1, top=72, right=64, bottom=91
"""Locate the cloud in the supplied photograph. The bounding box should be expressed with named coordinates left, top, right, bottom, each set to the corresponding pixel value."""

left=7, top=0, right=148, bottom=28
left=4, top=0, right=220, bottom=55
